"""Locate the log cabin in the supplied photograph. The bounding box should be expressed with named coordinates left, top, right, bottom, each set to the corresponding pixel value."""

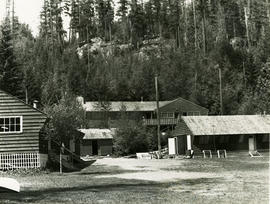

left=0, top=89, right=47, bottom=170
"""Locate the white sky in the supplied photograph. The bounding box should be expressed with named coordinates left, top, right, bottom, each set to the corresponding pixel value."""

left=0, top=0, right=189, bottom=37
left=0, top=0, right=43, bottom=36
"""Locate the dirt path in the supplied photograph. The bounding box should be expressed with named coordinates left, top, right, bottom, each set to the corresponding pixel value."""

left=94, top=158, right=219, bottom=182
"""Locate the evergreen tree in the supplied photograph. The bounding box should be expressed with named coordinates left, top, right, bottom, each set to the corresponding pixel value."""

left=254, top=59, right=270, bottom=113
left=0, top=18, right=23, bottom=98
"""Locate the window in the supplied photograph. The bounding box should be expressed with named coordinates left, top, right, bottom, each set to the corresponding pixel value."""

left=187, top=112, right=201, bottom=116
left=0, top=116, right=22, bottom=133
left=160, top=112, right=174, bottom=118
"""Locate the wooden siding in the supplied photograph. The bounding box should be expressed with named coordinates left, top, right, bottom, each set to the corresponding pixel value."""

left=98, top=139, right=113, bottom=156
left=84, top=98, right=208, bottom=128
left=0, top=90, right=47, bottom=153
left=80, top=139, right=113, bottom=156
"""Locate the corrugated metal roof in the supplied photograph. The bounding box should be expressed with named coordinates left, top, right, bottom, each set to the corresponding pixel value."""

left=79, top=128, right=115, bottom=140
left=82, top=101, right=172, bottom=112
left=179, top=115, right=270, bottom=136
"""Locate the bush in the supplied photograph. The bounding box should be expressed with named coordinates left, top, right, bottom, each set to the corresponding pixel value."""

left=113, top=121, right=153, bottom=156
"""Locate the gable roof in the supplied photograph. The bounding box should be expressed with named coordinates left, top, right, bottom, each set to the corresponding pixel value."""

left=176, top=115, right=270, bottom=136
left=82, top=97, right=207, bottom=112
left=160, top=97, right=209, bottom=112
left=0, top=89, right=47, bottom=117
left=79, top=128, right=115, bottom=140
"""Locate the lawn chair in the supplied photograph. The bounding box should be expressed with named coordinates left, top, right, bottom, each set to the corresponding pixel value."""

left=249, top=150, right=263, bottom=158
left=217, top=149, right=227, bottom=158
left=202, top=150, right=212, bottom=158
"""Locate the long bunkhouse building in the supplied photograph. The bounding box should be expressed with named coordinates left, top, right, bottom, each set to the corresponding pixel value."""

left=78, top=96, right=209, bottom=129
left=0, top=89, right=47, bottom=170
left=174, top=115, right=270, bottom=155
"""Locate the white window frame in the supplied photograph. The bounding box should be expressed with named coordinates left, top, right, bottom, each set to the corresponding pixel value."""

left=0, top=116, right=23, bottom=134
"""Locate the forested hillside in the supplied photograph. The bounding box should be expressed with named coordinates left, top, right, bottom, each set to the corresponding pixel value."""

left=0, top=0, right=270, bottom=115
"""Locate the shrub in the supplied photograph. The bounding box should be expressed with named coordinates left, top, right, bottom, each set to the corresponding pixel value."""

left=113, top=121, right=152, bottom=156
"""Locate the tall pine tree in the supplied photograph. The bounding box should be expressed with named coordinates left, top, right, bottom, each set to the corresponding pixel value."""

left=0, top=18, right=23, bottom=98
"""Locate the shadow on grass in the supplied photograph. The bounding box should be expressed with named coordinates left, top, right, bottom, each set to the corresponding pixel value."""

left=0, top=180, right=168, bottom=203
left=0, top=175, right=225, bottom=203
left=70, top=164, right=138, bottom=176
left=180, top=177, right=223, bottom=186
left=162, top=157, right=269, bottom=173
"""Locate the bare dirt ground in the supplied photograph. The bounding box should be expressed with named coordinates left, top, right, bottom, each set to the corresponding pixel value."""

left=0, top=151, right=269, bottom=204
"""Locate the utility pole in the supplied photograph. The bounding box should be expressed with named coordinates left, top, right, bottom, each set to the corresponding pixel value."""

left=155, top=76, right=161, bottom=153
left=60, top=143, right=64, bottom=174
left=60, top=147, right=62, bottom=174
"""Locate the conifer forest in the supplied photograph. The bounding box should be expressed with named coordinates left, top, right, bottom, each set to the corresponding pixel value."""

left=0, top=0, right=270, bottom=115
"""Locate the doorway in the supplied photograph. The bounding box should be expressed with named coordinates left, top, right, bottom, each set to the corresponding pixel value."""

left=92, top=140, right=98, bottom=155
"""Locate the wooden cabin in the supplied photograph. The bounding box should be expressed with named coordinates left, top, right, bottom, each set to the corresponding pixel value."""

left=173, top=115, right=270, bottom=155
left=0, top=90, right=47, bottom=170
left=79, top=129, right=114, bottom=156
left=78, top=97, right=208, bottom=130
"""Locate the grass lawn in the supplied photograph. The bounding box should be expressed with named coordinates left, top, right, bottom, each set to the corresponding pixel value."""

left=0, top=152, right=269, bottom=204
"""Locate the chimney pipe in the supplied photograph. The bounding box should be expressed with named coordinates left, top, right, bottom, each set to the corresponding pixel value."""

left=33, top=100, right=38, bottom=109
left=76, top=96, right=85, bottom=104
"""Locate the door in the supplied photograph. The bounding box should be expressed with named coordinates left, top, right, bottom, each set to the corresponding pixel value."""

left=168, top=137, right=178, bottom=155
left=92, top=140, right=98, bottom=155
left=248, top=136, right=256, bottom=151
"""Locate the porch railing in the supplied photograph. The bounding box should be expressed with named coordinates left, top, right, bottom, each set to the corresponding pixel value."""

left=0, top=152, right=40, bottom=170
left=142, top=118, right=179, bottom=126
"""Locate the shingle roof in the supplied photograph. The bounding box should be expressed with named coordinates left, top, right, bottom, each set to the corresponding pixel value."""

left=82, top=101, right=172, bottom=112
left=177, top=115, right=270, bottom=136
left=79, top=128, right=115, bottom=140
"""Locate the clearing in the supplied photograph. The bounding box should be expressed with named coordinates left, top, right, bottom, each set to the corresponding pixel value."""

left=0, top=152, right=269, bottom=204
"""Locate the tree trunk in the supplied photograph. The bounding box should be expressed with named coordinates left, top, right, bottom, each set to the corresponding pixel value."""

left=244, top=6, right=250, bottom=51
left=202, top=2, right=206, bottom=56
left=202, top=19, right=206, bottom=56
left=184, top=1, right=188, bottom=47
left=159, top=20, right=162, bottom=39
left=25, top=86, right=28, bottom=104
left=233, top=19, right=236, bottom=38
left=267, top=0, right=270, bottom=25
left=193, top=0, right=197, bottom=54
